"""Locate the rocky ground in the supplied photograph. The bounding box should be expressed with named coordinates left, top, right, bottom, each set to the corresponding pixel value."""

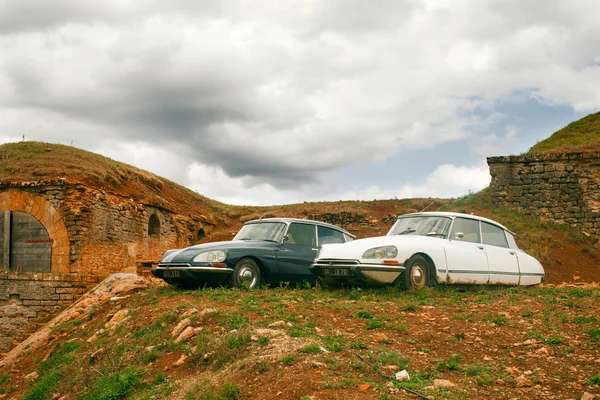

left=0, top=278, right=599, bottom=400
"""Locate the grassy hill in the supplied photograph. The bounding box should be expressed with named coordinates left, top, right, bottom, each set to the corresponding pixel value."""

left=528, top=111, right=600, bottom=154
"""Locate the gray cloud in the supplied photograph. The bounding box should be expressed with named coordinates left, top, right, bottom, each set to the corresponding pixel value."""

left=0, top=0, right=599, bottom=197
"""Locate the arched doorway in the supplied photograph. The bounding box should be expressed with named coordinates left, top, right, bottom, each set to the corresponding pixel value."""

left=0, top=211, right=52, bottom=272
left=148, top=214, right=161, bottom=236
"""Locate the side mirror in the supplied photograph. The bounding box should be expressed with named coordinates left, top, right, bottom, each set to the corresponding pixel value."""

left=454, top=232, right=464, bottom=240
left=282, top=235, right=290, bottom=243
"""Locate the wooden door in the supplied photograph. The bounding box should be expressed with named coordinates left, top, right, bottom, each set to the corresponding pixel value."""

left=0, top=211, right=52, bottom=272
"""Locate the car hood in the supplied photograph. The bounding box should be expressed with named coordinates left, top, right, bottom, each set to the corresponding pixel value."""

left=162, top=240, right=278, bottom=262
left=318, top=235, right=444, bottom=260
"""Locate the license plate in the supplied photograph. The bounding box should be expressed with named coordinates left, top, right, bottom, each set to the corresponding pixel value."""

left=164, top=270, right=181, bottom=278
left=324, top=268, right=349, bottom=276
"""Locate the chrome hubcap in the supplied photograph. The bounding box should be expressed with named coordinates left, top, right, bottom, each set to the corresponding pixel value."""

left=239, top=266, right=256, bottom=285
left=412, top=266, right=423, bottom=285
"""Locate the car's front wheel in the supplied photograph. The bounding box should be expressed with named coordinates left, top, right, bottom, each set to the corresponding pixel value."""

left=399, top=254, right=429, bottom=290
left=230, top=258, right=262, bottom=289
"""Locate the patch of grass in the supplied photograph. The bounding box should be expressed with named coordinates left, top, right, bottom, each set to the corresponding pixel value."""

left=487, top=314, right=508, bottom=326
left=257, top=336, right=269, bottom=347
left=277, top=355, right=295, bottom=366
left=587, top=327, right=600, bottom=342
left=185, top=380, right=243, bottom=400
left=300, top=344, right=322, bottom=354
left=436, top=354, right=462, bottom=372
left=226, top=315, right=251, bottom=330
left=0, top=374, right=8, bottom=385
left=465, top=363, right=502, bottom=386
left=376, top=352, right=410, bottom=370
left=528, top=111, right=600, bottom=154
left=573, top=315, right=598, bottom=324
left=51, top=318, right=83, bottom=334
left=350, top=342, right=367, bottom=350
left=356, top=310, right=375, bottom=319
left=24, top=342, right=81, bottom=400
left=588, top=374, right=600, bottom=386
left=82, top=367, right=142, bottom=400
left=401, top=304, right=419, bottom=312
left=365, top=319, right=386, bottom=330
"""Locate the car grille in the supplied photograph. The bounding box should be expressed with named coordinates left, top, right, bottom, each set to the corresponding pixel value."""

left=158, top=263, right=191, bottom=268
left=313, top=259, right=359, bottom=267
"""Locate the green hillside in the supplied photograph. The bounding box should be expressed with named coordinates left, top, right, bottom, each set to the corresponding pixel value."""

left=528, top=111, right=600, bottom=154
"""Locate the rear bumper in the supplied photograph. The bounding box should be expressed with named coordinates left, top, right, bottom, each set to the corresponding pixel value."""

left=151, top=263, right=234, bottom=285
left=309, top=259, right=405, bottom=285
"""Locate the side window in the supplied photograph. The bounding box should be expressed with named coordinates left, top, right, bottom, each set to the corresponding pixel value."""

left=344, top=233, right=354, bottom=242
left=286, top=223, right=316, bottom=246
left=317, top=226, right=345, bottom=245
left=481, top=222, right=509, bottom=248
left=450, top=218, right=481, bottom=243
left=506, top=232, right=519, bottom=250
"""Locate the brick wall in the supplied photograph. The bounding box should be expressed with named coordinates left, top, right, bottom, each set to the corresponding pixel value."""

left=0, top=272, right=99, bottom=354
left=487, top=152, right=600, bottom=239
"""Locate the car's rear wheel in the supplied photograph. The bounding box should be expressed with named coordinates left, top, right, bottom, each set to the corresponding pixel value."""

left=230, top=258, right=262, bottom=289
left=400, top=255, right=429, bottom=290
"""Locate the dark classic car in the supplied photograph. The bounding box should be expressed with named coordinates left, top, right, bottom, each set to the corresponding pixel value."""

left=151, top=218, right=355, bottom=289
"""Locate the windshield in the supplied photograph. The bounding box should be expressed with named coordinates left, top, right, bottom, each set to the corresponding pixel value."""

left=388, top=216, right=452, bottom=238
left=233, top=222, right=287, bottom=242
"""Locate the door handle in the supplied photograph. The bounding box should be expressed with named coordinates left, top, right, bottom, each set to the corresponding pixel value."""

left=477, top=245, right=484, bottom=250
left=312, top=248, right=319, bottom=251
left=509, top=250, right=515, bottom=255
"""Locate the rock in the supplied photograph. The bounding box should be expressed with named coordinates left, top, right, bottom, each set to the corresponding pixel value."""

left=358, top=384, right=370, bottom=391
left=52, top=393, right=61, bottom=399
left=433, top=379, right=455, bottom=388
left=174, top=326, right=196, bottom=344
left=581, top=393, right=595, bottom=400
left=105, top=310, right=129, bottom=329
left=372, top=333, right=388, bottom=342
left=198, top=308, right=218, bottom=319
left=515, top=375, right=533, bottom=388
left=268, top=321, right=287, bottom=328
left=182, top=308, right=199, bottom=318
left=173, top=354, right=186, bottom=367
left=537, top=347, right=549, bottom=355
left=24, top=371, right=39, bottom=380
left=87, top=329, right=105, bottom=343
left=70, top=311, right=81, bottom=320
left=383, top=365, right=399, bottom=372
left=172, top=318, right=192, bottom=338
left=396, top=370, right=410, bottom=382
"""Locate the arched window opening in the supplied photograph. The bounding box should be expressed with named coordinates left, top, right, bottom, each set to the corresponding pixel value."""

left=1, top=210, right=52, bottom=272
left=148, top=214, right=161, bottom=236
left=197, top=228, right=206, bottom=241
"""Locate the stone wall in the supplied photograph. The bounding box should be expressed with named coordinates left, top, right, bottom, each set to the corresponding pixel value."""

left=0, top=272, right=99, bottom=354
left=0, top=183, right=216, bottom=276
left=487, top=152, right=600, bottom=239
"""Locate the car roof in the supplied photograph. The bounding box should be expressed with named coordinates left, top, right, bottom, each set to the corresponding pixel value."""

left=398, top=211, right=514, bottom=234
left=244, top=218, right=356, bottom=238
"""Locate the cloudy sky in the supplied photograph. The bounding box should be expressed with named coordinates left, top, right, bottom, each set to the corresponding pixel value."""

left=1, top=0, right=598, bottom=205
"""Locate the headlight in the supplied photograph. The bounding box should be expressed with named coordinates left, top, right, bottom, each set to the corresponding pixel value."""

left=193, top=250, right=227, bottom=263
left=362, top=246, right=398, bottom=259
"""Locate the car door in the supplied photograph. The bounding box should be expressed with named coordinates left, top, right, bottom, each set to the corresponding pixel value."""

left=275, top=222, right=318, bottom=281
left=481, top=222, right=520, bottom=285
left=444, top=217, right=489, bottom=284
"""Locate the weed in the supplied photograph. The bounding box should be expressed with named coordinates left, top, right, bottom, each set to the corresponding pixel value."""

left=436, top=355, right=462, bottom=372
left=350, top=342, right=367, bottom=350
left=226, top=315, right=250, bottom=330
left=465, top=363, right=501, bottom=386
left=185, top=380, right=242, bottom=400
left=82, top=367, right=142, bottom=400
left=573, top=315, right=598, bottom=324
left=300, top=344, right=322, bottom=354
left=377, top=352, right=410, bottom=370
left=356, top=310, right=375, bottom=319
left=588, top=375, right=600, bottom=386
left=522, top=311, right=534, bottom=318
left=401, top=304, right=419, bottom=312
left=278, top=355, right=295, bottom=366
left=487, top=314, right=508, bottom=326
left=24, top=342, right=81, bottom=400
left=257, top=336, right=269, bottom=347
left=366, top=319, right=386, bottom=330
left=587, top=327, right=600, bottom=342
left=0, top=375, right=8, bottom=385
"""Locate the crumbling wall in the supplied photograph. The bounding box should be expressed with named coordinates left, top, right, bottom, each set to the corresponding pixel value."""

left=0, top=272, right=99, bottom=354
left=487, top=152, right=600, bottom=239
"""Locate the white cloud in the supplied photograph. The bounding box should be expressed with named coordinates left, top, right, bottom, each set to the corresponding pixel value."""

left=339, top=164, right=491, bottom=201
left=0, top=0, right=598, bottom=204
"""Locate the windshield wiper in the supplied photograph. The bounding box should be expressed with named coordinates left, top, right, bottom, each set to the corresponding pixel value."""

left=397, top=229, right=416, bottom=235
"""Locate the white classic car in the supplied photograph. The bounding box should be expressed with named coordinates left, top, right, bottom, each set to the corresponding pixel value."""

left=309, top=212, right=545, bottom=289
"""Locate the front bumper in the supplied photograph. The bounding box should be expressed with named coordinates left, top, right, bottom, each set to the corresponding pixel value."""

left=151, top=263, right=234, bottom=285
left=309, top=259, right=406, bottom=286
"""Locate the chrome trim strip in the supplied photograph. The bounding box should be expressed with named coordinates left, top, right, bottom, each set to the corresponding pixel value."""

left=155, top=266, right=234, bottom=273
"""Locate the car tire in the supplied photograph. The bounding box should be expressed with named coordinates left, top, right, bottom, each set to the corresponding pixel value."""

left=230, top=258, right=262, bottom=289
left=400, top=254, right=429, bottom=290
